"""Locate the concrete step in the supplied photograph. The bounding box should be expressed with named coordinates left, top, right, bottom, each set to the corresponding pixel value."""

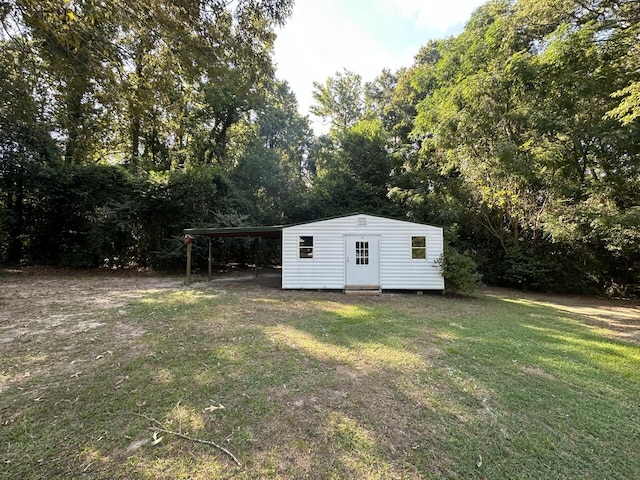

left=344, top=287, right=382, bottom=296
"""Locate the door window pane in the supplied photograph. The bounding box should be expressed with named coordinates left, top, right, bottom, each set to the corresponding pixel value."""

left=356, top=241, right=369, bottom=265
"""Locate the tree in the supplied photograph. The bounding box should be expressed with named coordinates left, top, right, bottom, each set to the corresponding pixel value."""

left=1, top=0, right=294, bottom=169
left=310, top=69, right=364, bottom=134
left=304, top=117, right=400, bottom=218
left=398, top=0, right=640, bottom=294
left=1, top=0, right=296, bottom=266
left=0, top=37, right=59, bottom=263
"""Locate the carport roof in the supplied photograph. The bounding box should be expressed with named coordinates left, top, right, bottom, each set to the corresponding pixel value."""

left=183, top=225, right=284, bottom=239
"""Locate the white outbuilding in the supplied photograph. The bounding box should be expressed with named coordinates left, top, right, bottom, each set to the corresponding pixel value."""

left=281, top=213, right=444, bottom=292
left=184, top=213, right=445, bottom=292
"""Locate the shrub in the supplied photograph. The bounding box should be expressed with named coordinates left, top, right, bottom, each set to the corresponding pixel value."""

left=438, top=243, right=482, bottom=296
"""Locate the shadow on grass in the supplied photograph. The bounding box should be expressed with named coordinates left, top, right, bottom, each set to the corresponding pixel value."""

left=421, top=292, right=640, bottom=478
left=2, top=285, right=639, bottom=479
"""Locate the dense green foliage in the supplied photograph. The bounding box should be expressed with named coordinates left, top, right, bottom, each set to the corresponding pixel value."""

left=396, top=0, right=640, bottom=296
left=439, top=242, right=483, bottom=296
left=1, top=0, right=638, bottom=296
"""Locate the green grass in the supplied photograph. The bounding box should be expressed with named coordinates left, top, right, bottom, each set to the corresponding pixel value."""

left=1, top=275, right=639, bottom=479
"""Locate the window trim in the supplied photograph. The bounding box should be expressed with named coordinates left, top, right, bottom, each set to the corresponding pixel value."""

left=299, top=236, right=314, bottom=259
left=411, top=236, right=427, bottom=260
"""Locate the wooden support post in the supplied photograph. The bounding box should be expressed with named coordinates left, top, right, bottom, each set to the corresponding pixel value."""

left=185, top=241, right=192, bottom=286
left=254, top=237, right=260, bottom=277
left=208, top=238, right=212, bottom=281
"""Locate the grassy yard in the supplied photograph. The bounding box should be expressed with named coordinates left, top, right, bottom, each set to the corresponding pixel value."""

left=1, top=270, right=639, bottom=479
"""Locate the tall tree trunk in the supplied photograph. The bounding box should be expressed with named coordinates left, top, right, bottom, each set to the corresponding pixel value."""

left=131, top=115, right=141, bottom=171
left=6, top=177, right=24, bottom=264
left=64, top=87, right=85, bottom=164
left=129, top=56, right=144, bottom=173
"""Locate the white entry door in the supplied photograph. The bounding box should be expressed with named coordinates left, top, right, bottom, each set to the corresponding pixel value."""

left=345, top=236, right=379, bottom=287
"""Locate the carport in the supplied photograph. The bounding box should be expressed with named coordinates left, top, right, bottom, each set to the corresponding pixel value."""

left=182, top=225, right=284, bottom=285
left=183, top=213, right=445, bottom=291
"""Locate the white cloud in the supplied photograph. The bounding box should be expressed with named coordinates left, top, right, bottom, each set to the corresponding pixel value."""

left=376, top=0, right=484, bottom=32
left=274, top=0, right=416, bottom=132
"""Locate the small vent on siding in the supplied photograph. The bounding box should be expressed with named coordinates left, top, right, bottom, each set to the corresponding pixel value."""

left=357, top=217, right=367, bottom=227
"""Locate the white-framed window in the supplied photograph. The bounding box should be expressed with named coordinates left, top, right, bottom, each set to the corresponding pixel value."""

left=299, top=236, right=313, bottom=258
left=411, top=236, right=427, bottom=259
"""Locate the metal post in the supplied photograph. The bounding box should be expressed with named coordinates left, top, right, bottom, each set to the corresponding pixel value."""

left=255, top=237, right=260, bottom=277
left=186, top=241, right=192, bottom=286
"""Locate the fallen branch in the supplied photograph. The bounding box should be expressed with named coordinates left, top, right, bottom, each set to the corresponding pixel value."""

left=150, top=425, right=241, bottom=467
left=117, top=412, right=241, bottom=467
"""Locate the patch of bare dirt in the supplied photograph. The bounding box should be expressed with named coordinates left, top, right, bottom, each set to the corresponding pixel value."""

left=0, top=268, right=190, bottom=396
left=520, top=365, right=555, bottom=380
left=0, top=269, right=183, bottom=345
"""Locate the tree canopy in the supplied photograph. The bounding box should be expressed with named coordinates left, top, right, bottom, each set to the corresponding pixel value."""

left=1, top=0, right=638, bottom=296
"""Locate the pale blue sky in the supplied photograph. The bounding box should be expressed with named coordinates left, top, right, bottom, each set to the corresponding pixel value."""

left=273, top=0, right=487, bottom=133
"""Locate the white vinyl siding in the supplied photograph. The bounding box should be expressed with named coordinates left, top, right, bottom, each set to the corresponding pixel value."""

left=282, top=214, right=444, bottom=290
